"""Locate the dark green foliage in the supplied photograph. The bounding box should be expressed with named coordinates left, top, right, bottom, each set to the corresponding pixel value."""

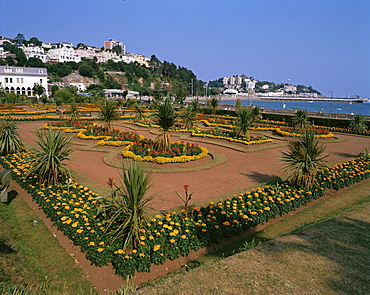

left=282, top=132, right=328, bottom=189
left=27, top=127, right=74, bottom=185
left=0, top=121, right=23, bottom=155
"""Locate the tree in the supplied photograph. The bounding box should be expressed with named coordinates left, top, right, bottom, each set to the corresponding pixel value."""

left=282, top=132, right=327, bottom=189
left=153, top=97, right=177, bottom=151
left=96, top=161, right=155, bottom=249
left=350, top=114, right=368, bottom=133
left=112, top=45, right=122, bottom=55
left=25, top=57, right=44, bottom=68
left=14, top=33, right=25, bottom=46
left=292, top=108, right=308, bottom=131
left=27, top=127, right=74, bottom=186
left=100, top=99, right=119, bottom=130
left=209, top=97, right=219, bottom=115
left=79, top=64, right=94, bottom=78
left=68, top=103, right=80, bottom=123
left=33, top=83, right=44, bottom=97
left=133, top=101, right=146, bottom=121
left=28, top=37, right=42, bottom=46
left=54, top=88, right=76, bottom=103
left=235, top=98, right=242, bottom=110
left=0, top=121, right=23, bottom=156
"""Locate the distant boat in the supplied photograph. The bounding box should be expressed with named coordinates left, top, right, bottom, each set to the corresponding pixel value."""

left=337, top=108, right=342, bottom=111
left=309, top=100, right=313, bottom=103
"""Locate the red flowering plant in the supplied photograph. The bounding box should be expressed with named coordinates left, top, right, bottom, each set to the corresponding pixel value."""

left=176, top=184, right=194, bottom=216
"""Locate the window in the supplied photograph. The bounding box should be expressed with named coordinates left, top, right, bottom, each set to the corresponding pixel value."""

left=9, top=78, right=13, bottom=83
left=17, top=78, right=19, bottom=83
left=21, top=78, right=24, bottom=83
left=40, top=79, right=42, bottom=84
left=4, top=67, right=11, bottom=73
left=5, top=78, right=8, bottom=83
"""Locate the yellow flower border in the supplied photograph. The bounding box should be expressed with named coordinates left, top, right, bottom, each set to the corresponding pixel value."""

left=191, top=131, right=273, bottom=145
left=121, top=143, right=208, bottom=164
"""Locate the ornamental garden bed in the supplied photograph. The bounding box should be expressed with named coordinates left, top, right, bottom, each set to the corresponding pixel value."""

left=121, top=139, right=209, bottom=164
left=1, top=150, right=369, bottom=278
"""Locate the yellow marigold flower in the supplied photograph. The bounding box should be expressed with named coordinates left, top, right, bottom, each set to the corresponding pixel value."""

left=89, top=241, right=95, bottom=246
left=149, top=236, right=154, bottom=240
left=201, top=229, right=207, bottom=232
left=97, top=248, right=104, bottom=252
left=223, top=221, right=230, bottom=226
left=140, top=236, right=146, bottom=240
left=117, top=249, right=124, bottom=254
left=139, top=253, right=145, bottom=257
left=132, top=249, right=137, bottom=253
left=169, top=239, right=176, bottom=243
left=153, top=245, right=161, bottom=251
left=76, top=229, right=83, bottom=233
left=264, top=207, right=271, bottom=211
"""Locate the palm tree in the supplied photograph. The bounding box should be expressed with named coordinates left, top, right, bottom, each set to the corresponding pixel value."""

left=97, top=161, right=155, bottom=249
left=100, top=99, right=119, bottom=130
left=27, top=127, right=74, bottom=186
left=210, top=97, right=219, bottom=115
left=292, top=108, right=308, bottom=131
left=350, top=114, right=368, bottom=133
left=235, top=106, right=260, bottom=140
left=282, top=132, right=328, bottom=189
left=0, top=121, right=23, bottom=156
left=153, top=97, right=177, bottom=151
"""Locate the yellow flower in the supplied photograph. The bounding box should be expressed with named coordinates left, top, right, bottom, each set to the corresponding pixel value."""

left=97, top=248, right=104, bottom=252
left=169, top=239, right=176, bottom=243
left=153, top=245, right=161, bottom=251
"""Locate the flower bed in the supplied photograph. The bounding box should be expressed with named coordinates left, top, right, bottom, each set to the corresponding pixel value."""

left=1, top=150, right=369, bottom=277
left=44, top=121, right=94, bottom=133
left=122, top=139, right=208, bottom=164
left=274, top=127, right=334, bottom=138
left=77, top=125, right=144, bottom=146
left=191, top=129, right=273, bottom=145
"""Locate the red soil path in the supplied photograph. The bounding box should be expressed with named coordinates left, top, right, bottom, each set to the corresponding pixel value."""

left=14, top=120, right=370, bottom=293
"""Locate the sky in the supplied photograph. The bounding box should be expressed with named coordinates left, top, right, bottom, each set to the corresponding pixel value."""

left=0, top=0, right=369, bottom=98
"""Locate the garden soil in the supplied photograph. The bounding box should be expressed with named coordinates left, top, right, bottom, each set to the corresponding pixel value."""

left=15, top=121, right=370, bottom=294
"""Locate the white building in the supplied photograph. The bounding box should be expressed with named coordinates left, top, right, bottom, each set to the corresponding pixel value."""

left=284, top=85, right=297, bottom=93
left=47, top=43, right=81, bottom=63
left=19, top=45, right=48, bottom=62
left=0, top=66, right=48, bottom=96
left=245, top=79, right=257, bottom=90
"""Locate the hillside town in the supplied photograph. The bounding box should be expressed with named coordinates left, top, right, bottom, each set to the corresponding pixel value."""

left=0, top=34, right=325, bottom=100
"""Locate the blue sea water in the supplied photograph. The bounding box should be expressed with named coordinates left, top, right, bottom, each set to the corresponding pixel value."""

left=219, top=100, right=370, bottom=116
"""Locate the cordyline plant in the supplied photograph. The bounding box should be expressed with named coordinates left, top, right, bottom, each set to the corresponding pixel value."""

left=292, top=108, right=308, bottom=132
left=96, top=161, right=156, bottom=250
left=350, top=114, right=368, bottom=133
left=100, top=99, right=119, bottom=130
left=0, top=120, right=23, bottom=156
left=282, top=132, right=328, bottom=189
left=153, top=97, right=177, bottom=152
left=235, top=106, right=261, bottom=140
left=27, top=127, right=74, bottom=186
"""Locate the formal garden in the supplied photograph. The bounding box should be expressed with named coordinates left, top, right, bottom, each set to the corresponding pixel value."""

left=0, top=98, right=369, bottom=293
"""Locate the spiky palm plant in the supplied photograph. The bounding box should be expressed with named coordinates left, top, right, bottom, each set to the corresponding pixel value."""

left=189, top=98, right=200, bottom=114
left=68, top=102, right=80, bottom=124
left=100, top=99, right=119, bottom=130
left=235, top=106, right=259, bottom=140
left=27, top=127, right=74, bottom=186
left=153, top=98, right=177, bottom=151
left=292, top=108, right=308, bottom=131
left=0, top=121, right=23, bottom=155
left=133, top=101, right=146, bottom=121
left=97, top=162, right=155, bottom=249
left=350, top=114, right=368, bottom=133
left=210, top=97, right=219, bottom=115
left=282, top=132, right=327, bottom=189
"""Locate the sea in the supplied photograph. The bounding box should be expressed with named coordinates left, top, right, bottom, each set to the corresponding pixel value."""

left=218, top=99, right=370, bottom=116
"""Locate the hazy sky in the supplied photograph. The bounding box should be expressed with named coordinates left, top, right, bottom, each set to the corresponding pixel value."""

left=1, top=0, right=369, bottom=98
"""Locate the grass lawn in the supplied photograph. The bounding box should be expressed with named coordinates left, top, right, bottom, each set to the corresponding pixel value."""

left=0, top=189, right=99, bottom=295
left=135, top=180, right=370, bottom=295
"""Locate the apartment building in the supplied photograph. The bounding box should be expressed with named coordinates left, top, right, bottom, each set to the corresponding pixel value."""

left=0, top=66, right=48, bottom=96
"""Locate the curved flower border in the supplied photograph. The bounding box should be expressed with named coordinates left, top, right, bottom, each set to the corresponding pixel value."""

left=121, top=142, right=209, bottom=164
